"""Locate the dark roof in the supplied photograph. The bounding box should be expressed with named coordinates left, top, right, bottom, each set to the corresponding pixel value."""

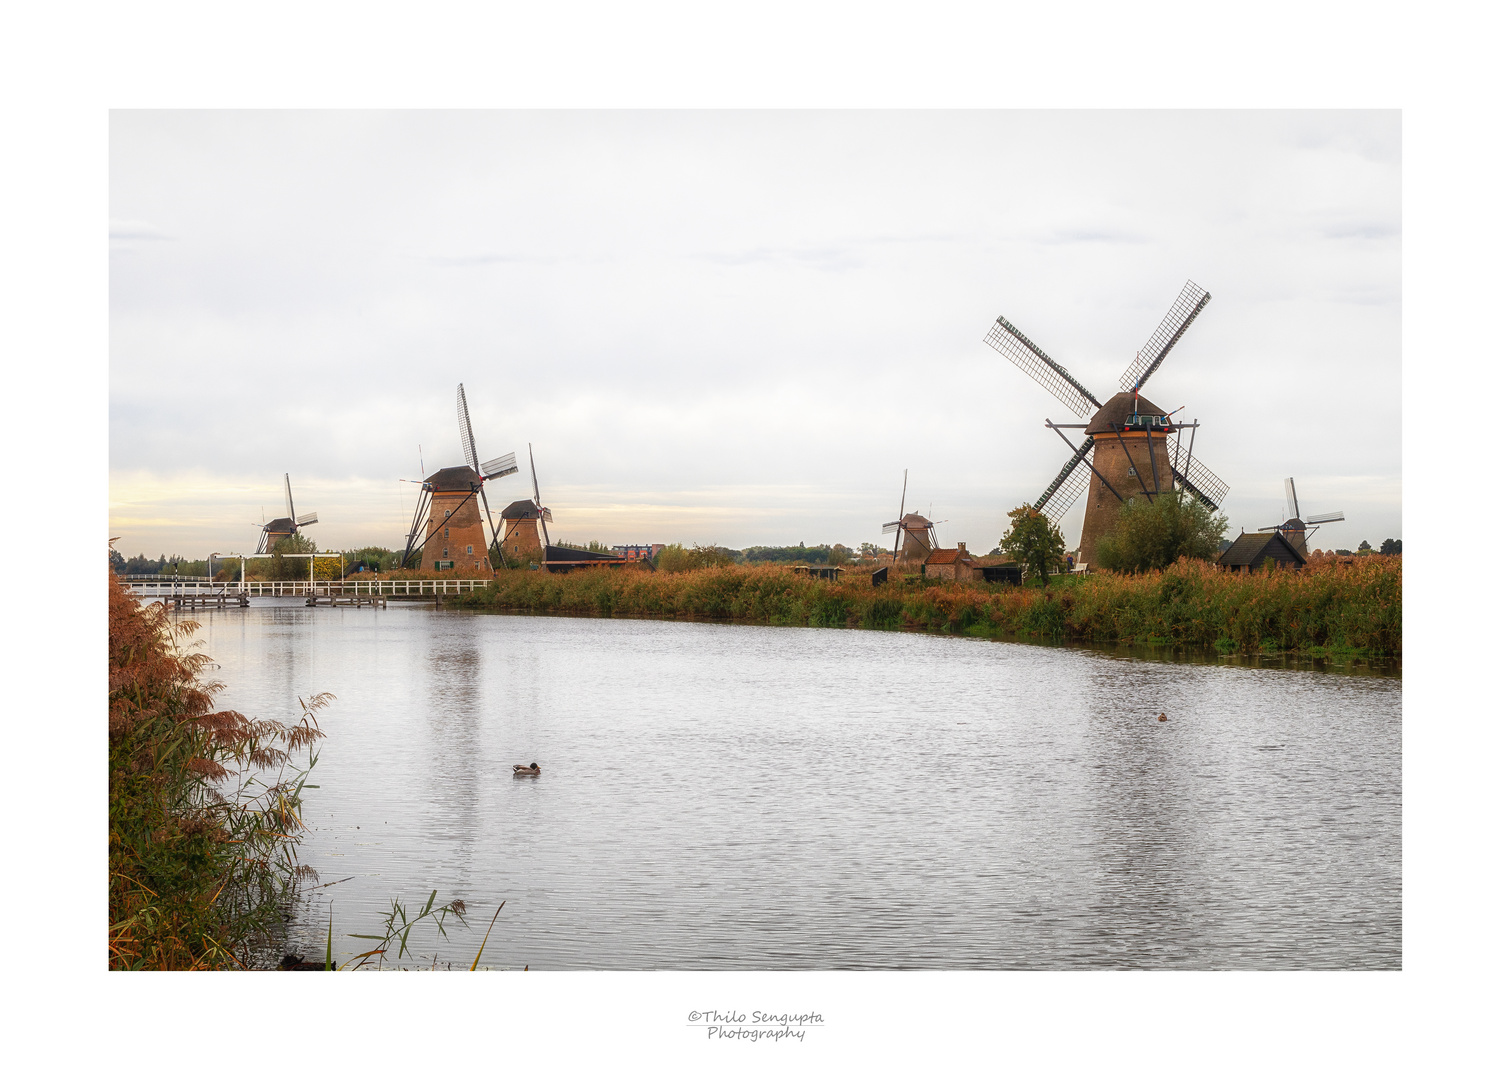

left=543, top=545, right=625, bottom=563
left=499, top=499, right=541, bottom=519
left=1218, top=531, right=1306, bottom=567
left=262, top=517, right=296, bottom=532
left=1083, top=391, right=1168, bottom=435
left=425, top=465, right=481, bottom=492
left=924, top=547, right=972, bottom=565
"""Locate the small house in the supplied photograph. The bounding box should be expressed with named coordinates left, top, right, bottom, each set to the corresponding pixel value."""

left=1217, top=531, right=1307, bottom=572
left=923, top=543, right=979, bottom=582
left=979, top=564, right=1023, bottom=585
left=542, top=544, right=629, bottom=574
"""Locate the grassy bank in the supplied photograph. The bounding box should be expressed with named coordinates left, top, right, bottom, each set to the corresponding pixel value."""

left=457, top=557, right=1401, bottom=655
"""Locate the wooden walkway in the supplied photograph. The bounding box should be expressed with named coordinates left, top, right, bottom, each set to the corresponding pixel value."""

left=123, top=579, right=491, bottom=605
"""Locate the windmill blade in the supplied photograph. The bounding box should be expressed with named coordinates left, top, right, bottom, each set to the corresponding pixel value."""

left=1118, top=280, right=1211, bottom=392
left=1170, top=451, right=1228, bottom=510
left=528, top=444, right=551, bottom=545
left=284, top=473, right=296, bottom=521
left=1305, top=510, right=1345, bottom=524
left=1284, top=477, right=1300, bottom=521
left=399, top=486, right=432, bottom=568
left=457, top=383, right=481, bottom=475
left=985, top=317, right=1101, bottom=417
left=481, top=452, right=518, bottom=480
left=882, top=521, right=901, bottom=534
left=296, top=512, right=319, bottom=526
left=1033, top=435, right=1097, bottom=522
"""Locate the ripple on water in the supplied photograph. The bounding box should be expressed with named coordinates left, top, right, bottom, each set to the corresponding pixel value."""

left=192, top=602, right=1400, bottom=970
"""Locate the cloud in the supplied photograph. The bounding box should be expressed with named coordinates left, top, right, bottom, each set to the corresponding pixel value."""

left=424, top=253, right=553, bottom=267
left=1030, top=225, right=1152, bottom=245
left=109, top=218, right=172, bottom=241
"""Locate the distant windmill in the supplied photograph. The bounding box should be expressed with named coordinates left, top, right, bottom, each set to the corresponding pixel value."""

left=256, top=474, right=318, bottom=553
left=1262, top=478, right=1343, bottom=555
left=881, top=470, right=940, bottom=562
left=495, top=443, right=554, bottom=560
left=983, top=280, right=1229, bottom=569
left=399, top=383, right=519, bottom=573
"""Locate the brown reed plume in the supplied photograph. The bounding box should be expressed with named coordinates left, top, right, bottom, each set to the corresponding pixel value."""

left=109, top=567, right=329, bottom=969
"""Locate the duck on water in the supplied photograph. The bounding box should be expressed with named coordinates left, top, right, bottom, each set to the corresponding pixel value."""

left=513, top=762, right=540, bottom=776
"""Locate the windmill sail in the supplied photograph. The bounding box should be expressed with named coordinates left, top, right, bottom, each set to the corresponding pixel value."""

left=1034, top=436, right=1096, bottom=522
left=1284, top=477, right=1300, bottom=521
left=1118, top=280, right=1211, bottom=392
left=528, top=443, right=552, bottom=546
left=296, top=512, right=319, bottom=526
left=1305, top=510, right=1345, bottom=524
left=984, top=317, right=1102, bottom=417
left=480, top=452, right=518, bottom=479
left=1170, top=452, right=1228, bottom=510
left=457, top=383, right=481, bottom=474
left=284, top=474, right=296, bottom=520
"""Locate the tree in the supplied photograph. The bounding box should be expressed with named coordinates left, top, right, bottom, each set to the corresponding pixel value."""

left=1000, top=504, right=1066, bottom=585
left=1380, top=538, right=1401, bottom=556
left=1095, top=492, right=1229, bottom=573
left=1356, top=540, right=1375, bottom=555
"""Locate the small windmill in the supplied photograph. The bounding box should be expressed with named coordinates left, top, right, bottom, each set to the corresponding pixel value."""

left=881, top=470, right=939, bottom=561
left=1262, top=478, right=1344, bottom=555
left=399, top=383, right=518, bottom=571
left=256, top=474, right=318, bottom=553
left=983, top=280, right=1229, bottom=569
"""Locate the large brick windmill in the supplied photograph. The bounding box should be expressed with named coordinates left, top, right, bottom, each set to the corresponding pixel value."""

left=983, top=280, right=1229, bottom=569
left=399, top=384, right=519, bottom=573
left=256, top=474, right=318, bottom=554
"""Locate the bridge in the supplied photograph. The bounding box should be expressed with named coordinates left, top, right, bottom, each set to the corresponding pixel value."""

left=122, top=578, right=493, bottom=605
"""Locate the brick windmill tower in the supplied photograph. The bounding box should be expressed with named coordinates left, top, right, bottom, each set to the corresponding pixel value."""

left=400, top=384, right=519, bottom=574
left=983, top=281, right=1229, bottom=569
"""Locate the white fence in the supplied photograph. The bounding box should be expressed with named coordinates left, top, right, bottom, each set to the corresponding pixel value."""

left=124, top=579, right=492, bottom=598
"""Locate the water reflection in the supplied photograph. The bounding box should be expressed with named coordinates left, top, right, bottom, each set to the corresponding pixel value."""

left=191, top=602, right=1400, bottom=970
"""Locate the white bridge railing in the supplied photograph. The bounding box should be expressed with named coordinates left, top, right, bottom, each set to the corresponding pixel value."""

left=124, top=579, right=492, bottom=598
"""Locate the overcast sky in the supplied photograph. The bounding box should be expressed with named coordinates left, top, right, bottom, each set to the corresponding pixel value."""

left=109, top=110, right=1400, bottom=558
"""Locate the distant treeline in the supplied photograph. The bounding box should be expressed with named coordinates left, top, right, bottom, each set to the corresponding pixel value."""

left=457, top=557, right=1401, bottom=656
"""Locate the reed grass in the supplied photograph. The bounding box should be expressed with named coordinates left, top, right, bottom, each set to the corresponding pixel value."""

left=109, top=569, right=328, bottom=969
left=460, top=556, right=1401, bottom=654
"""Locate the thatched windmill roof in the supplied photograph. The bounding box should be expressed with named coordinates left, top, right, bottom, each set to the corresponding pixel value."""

left=425, top=465, right=482, bottom=492
left=1083, top=391, right=1168, bottom=434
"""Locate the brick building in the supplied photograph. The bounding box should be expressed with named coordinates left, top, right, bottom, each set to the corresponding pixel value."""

left=923, top=543, right=981, bottom=582
left=418, top=466, right=495, bottom=576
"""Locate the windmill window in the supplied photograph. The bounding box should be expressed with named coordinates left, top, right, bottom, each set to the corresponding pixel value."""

left=442, top=548, right=448, bottom=557
left=467, top=545, right=473, bottom=555
left=1127, top=467, right=1137, bottom=477
left=444, top=528, right=450, bottom=540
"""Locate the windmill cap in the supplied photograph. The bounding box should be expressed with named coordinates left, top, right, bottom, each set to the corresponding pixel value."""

left=263, top=517, right=296, bottom=531
left=1084, top=391, right=1167, bottom=434
left=500, top=499, right=543, bottom=519
left=425, top=465, right=482, bottom=491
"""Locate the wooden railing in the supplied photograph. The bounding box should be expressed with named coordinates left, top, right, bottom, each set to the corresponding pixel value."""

left=123, top=580, right=492, bottom=598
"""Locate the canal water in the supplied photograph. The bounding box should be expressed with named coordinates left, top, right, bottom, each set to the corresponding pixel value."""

left=193, top=601, right=1400, bottom=970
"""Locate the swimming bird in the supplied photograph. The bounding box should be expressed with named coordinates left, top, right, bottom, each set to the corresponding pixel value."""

left=1157, top=713, right=1168, bottom=722
left=513, top=762, right=541, bottom=776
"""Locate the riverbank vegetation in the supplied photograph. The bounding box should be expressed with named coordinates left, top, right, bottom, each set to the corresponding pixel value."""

left=458, top=556, right=1401, bottom=655
left=109, top=570, right=327, bottom=969
left=1096, top=492, right=1229, bottom=573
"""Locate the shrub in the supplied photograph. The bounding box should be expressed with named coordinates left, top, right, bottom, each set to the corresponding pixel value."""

left=1096, top=492, right=1228, bottom=573
left=1000, top=504, right=1065, bottom=586
left=109, top=570, right=327, bottom=969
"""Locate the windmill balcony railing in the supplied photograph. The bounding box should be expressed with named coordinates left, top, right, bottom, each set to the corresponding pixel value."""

left=122, top=579, right=493, bottom=598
